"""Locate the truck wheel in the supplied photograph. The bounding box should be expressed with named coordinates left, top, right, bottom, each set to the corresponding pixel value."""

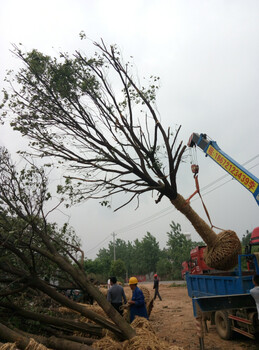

left=215, top=311, right=233, bottom=340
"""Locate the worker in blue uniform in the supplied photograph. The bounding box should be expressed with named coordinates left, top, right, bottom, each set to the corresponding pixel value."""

left=128, top=276, right=148, bottom=323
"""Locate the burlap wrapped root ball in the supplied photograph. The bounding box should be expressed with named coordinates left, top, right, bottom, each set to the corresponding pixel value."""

left=204, top=230, right=242, bottom=270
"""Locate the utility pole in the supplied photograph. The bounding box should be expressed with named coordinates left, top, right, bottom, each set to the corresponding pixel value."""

left=111, top=232, right=117, bottom=261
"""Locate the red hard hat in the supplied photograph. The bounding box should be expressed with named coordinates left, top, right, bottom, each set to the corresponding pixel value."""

left=154, top=274, right=158, bottom=277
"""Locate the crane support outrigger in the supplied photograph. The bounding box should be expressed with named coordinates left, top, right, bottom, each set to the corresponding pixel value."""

left=188, top=133, right=259, bottom=206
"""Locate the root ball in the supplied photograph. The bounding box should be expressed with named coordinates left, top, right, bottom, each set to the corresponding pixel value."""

left=204, top=230, right=242, bottom=270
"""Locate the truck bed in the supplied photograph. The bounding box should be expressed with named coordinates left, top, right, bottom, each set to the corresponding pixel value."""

left=185, top=254, right=259, bottom=339
left=186, top=271, right=254, bottom=297
left=186, top=254, right=258, bottom=298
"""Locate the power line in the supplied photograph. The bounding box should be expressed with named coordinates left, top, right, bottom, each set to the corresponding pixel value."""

left=85, top=156, right=259, bottom=256
left=113, top=157, right=259, bottom=235
left=86, top=160, right=259, bottom=255
left=85, top=234, right=111, bottom=254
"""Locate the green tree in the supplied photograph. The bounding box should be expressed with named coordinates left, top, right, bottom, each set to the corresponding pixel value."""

left=156, top=257, right=173, bottom=279
left=96, top=247, right=113, bottom=277
left=94, top=233, right=161, bottom=278
left=95, top=239, right=134, bottom=278
left=109, top=259, right=126, bottom=280
left=112, top=239, right=134, bottom=277
left=133, top=233, right=161, bottom=274
left=83, top=258, right=104, bottom=279
left=166, top=221, right=203, bottom=279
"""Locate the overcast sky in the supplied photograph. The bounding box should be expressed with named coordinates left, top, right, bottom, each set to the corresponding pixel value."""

left=0, top=0, right=258, bottom=259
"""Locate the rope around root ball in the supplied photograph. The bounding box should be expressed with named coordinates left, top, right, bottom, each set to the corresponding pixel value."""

left=204, top=230, right=242, bottom=270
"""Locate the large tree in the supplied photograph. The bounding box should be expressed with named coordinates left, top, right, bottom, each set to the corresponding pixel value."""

left=131, top=233, right=161, bottom=275
left=1, top=39, right=241, bottom=270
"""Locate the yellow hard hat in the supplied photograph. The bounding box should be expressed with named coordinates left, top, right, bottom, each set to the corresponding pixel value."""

left=129, top=276, right=138, bottom=285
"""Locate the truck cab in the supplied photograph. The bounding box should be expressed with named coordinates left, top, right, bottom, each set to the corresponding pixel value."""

left=181, top=246, right=214, bottom=279
left=247, top=227, right=259, bottom=249
left=245, top=227, right=259, bottom=270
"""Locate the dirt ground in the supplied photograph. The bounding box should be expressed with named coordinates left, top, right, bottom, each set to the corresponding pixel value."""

left=137, top=282, right=259, bottom=350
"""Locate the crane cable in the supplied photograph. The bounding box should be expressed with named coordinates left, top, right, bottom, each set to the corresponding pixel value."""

left=187, top=146, right=224, bottom=231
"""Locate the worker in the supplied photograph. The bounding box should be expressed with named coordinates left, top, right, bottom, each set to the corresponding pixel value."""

left=128, top=276, right=148, bottom=322
left=107, top=276, right=127, bottom=315
left=153, top=273, right=162, bottom=301
left=250, top=274, right=259, bottom=318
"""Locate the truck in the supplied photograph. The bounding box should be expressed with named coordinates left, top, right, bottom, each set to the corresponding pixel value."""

left=186, top=133, right=259, bottom=348
left=188, top=132, right=259, bottom=206
left=181, top=246, right=215, bottom=279
left=186, top=254, right=259, bottom=348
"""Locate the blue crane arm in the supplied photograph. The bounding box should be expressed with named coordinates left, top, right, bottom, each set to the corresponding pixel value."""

left=188, top=133, right=259, bottom=206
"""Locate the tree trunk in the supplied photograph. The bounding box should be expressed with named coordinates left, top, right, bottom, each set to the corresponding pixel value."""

left=13, top=327, right=98, bottom=345
left=171, top=193, right=242, bottom=270
left=0, top=323, right=32, bottom=349
left=48, top=336, right=94, bottom=350
left=0, top=301, right=102, bottom=337
left=29, top=276, right=124, bottom=338
left=171, top=193, right=217, bottom=246
left=14, top=327, right=96, bottom=346
left=30, top=244, right=136, bottom=340
left=0, top=323, right=94, bottom=350
left=46, top=330, right=96, bottom=346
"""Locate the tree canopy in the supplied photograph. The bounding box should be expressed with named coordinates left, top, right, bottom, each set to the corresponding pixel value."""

left=2, top=40, right=185, bottom=210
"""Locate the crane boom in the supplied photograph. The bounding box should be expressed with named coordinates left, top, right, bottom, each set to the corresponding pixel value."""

left=188, top=133, right=259, bottom=206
